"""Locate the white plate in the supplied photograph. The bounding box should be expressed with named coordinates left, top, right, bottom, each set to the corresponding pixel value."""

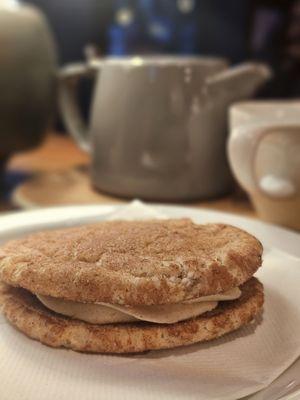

left=0, top=204, right=299, bottom=400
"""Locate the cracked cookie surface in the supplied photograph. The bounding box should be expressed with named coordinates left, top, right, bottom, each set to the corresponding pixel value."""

left=0, top=219, right=262, bottom=305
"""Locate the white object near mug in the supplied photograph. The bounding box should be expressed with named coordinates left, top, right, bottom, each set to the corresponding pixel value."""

left=59, top=56, right=271, bottom=201
left=228, top=101, right=300, bottom=230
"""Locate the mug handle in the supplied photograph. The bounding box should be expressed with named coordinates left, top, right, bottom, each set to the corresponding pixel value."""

left=58, top=62, right=98, bottom=153
left=228, top=124, right=297, bottom=199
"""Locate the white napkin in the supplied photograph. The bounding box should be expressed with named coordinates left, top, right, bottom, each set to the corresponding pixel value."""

left=1, top=202, right=300, bottom=400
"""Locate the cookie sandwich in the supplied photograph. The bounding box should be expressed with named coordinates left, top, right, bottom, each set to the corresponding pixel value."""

left=0, top=219, right=264, bottom=353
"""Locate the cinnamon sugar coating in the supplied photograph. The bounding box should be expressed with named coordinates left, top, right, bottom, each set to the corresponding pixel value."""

left=0, top=219, right=262, bottom=305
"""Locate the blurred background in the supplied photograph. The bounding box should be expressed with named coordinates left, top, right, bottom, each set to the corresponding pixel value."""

left=0, top=0, right=300, bottom=229
left=26, top=0, right=300, bottom=99
left=22, top=0, right=300, bottom=131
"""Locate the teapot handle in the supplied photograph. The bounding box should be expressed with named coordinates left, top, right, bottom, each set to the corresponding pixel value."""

left=228, top=124, right=297, bottom=199
left=206, top=62, right=272, bottom=97
left=58, top=62, right=98, bottom=153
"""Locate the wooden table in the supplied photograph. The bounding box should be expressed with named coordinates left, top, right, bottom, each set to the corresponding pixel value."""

left=5, top=133, right=255, bottom=216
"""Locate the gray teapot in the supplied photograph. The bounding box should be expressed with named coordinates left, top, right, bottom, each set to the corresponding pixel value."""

left=59, top=56, right=271, bottom=201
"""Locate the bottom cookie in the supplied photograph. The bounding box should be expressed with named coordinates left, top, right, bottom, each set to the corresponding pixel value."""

left=0, top=278, right=263, bottom=353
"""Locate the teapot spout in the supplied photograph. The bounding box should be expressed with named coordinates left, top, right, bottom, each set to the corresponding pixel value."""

left=206, top=62, right=272, bottom=100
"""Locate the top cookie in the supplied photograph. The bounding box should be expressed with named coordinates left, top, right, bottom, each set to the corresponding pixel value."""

left=0, top=219, right=262, bottom=305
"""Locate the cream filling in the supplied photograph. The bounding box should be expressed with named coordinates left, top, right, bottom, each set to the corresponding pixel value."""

left=37, top=287, right=241, bottom=325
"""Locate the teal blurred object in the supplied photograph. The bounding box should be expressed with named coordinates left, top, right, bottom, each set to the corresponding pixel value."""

left=108, top=0, right=199, bottom=55
left=0, top=0, right=57, bottom=162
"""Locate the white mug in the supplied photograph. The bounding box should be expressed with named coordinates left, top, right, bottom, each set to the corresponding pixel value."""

left=228, top=101, right=300, bottom=230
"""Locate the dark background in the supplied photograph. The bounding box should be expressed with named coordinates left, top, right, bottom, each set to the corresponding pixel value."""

left=24, top=0, right=300, bottom=98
